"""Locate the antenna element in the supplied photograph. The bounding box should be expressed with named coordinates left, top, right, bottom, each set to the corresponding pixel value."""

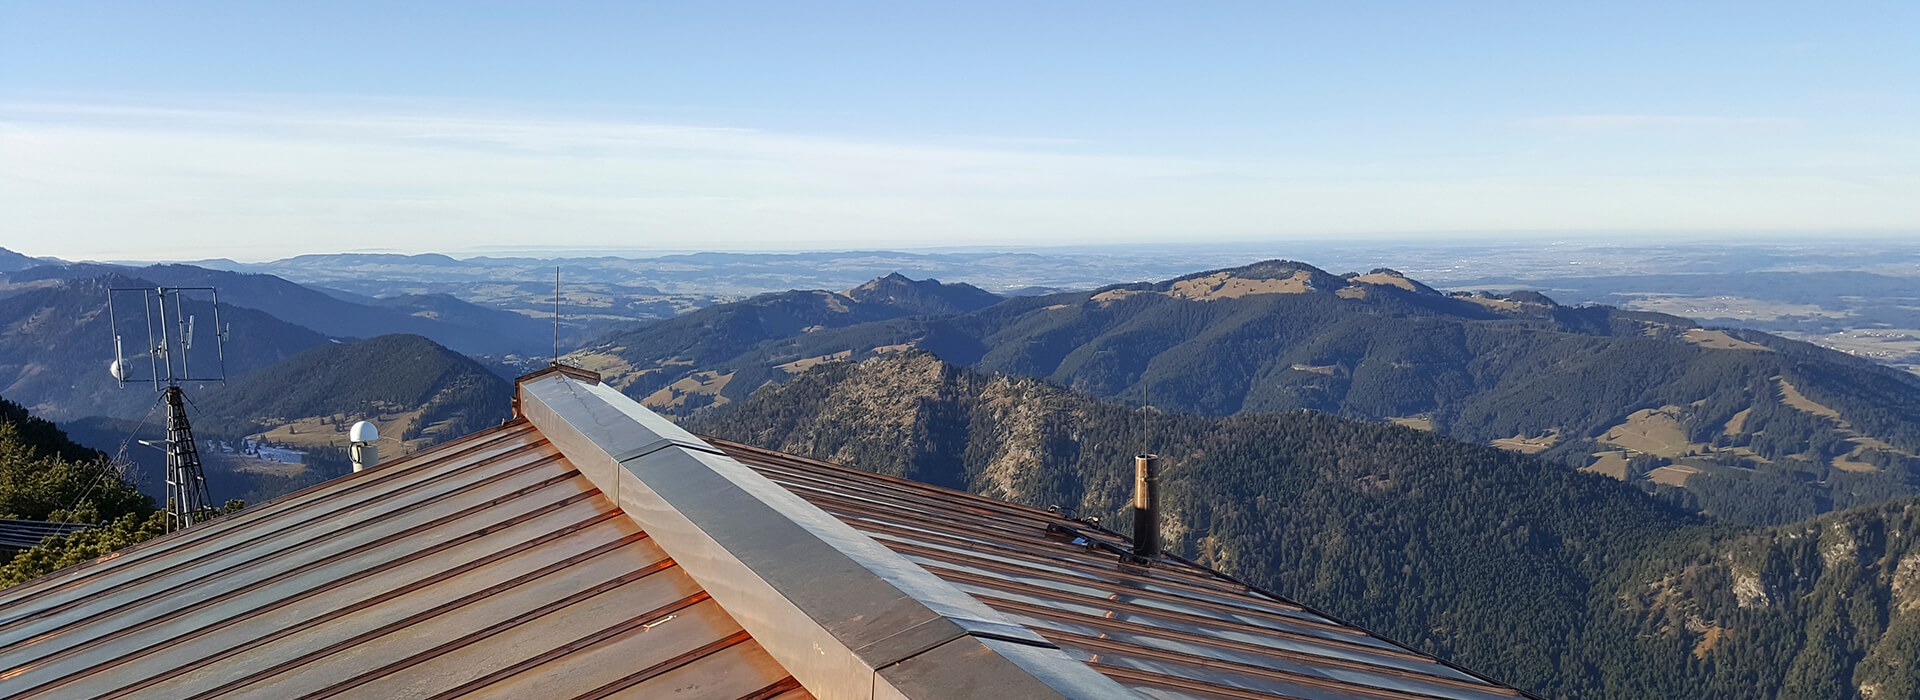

left=108, top=286, right=228, bottom=531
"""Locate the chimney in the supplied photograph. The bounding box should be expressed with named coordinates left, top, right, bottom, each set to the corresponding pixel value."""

left=1132, top=454, right=1160, bottom=558
left=349, top=421, right=380, bottom=473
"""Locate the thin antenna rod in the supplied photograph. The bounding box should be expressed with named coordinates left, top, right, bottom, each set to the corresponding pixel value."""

left=1142, top=382, right=1153, bottom=456
left=553, top=266, right=561, bottom=365
left=144, top=291, right=159, bottom=388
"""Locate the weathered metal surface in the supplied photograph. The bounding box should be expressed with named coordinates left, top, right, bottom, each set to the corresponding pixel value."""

left=518, top=372, right=1137, bottom=700
left=0, top=420, right=808, bottom=700
left=711, top=437, right=1530, bottom=700
left=0, top=519, right=91, bottom=551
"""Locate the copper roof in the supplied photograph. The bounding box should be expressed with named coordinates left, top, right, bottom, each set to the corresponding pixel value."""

left=0, top=366, right=1525, bottom=699
left=0, top=421, right=806, bottom=699
left=710, top=438, right=1525, bottom=700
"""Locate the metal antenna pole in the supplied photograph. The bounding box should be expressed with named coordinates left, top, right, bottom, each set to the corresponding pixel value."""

left=553, top=266, right=561, bottom=365
left=147, top=289, right=163, bottom=388
left=109, top=285, right=230, bottom=531
left=162, top=385, right=215, bottom=532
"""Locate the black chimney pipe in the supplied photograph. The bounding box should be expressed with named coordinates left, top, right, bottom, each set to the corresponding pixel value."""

left=1133, top=454, right=1160, bottom=558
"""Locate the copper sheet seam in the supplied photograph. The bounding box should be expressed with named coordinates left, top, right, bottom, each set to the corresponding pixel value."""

left=0, top=454, right=576, bottom=659
left=70, top=509, right=638, bottom=700
left=1092, top=664, right=1372, bottom=700
left=822, top=503, right=1259, bottom=595
left=919, top=563, right=1368, bottom=640
left=14, top=492, right=620, bottom=699
left=1148, top=550, right=1537, bottom=698
left=733, top=676, right=807, bottom=700
left=882, top=538, right=1339, bottom=630
left=1069, top=632, right=1506, bottom=700
left=754, top=476, right=1129, bottom=558
left=415, top=591, right=718, bottom=700
left=215, top=548, right=680, bottom=700
left=996, top=598, right=1497, bottom=692
left=977, top=592, right=1435, bottom=667
left=720, top=441, right=1067, bottom=524
left=735, top=454, right=1051, bottom=526
left=0, top=459, right=580, bottom=673
left=0, top=421, right=541, bottom=609
left=708, top=437, right=1056, bottom=513
left=149, top=530, right=658, bottom=700
left=557, top=628, right=757, bottom=700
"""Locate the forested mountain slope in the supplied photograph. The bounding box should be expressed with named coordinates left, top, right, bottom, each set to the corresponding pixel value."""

left=596, top=260, right=1920, bottom=525
left=0, top=395, right=148, bottom=524
left=571, top=273, right=1000, bottom=411
left=203, top=334, right=513, bottom=450
left=687, top=352, right=1920, bottom=699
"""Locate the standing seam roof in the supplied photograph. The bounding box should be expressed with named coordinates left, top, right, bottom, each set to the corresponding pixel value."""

left=707, top=437, right=1529, bottom=700
left=0, top=420, right=809, bottom=700
left=1, top=367, right=1530, bottom=700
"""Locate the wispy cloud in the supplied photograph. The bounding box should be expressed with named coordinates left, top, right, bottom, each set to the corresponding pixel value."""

left=1516, top=114, right=1802, bottom=133
left=1, top=99, right=1913, bottom=261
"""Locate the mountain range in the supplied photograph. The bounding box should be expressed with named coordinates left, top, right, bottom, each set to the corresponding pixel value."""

left=2, top=262, right=551, bottom=357
left=688, top=351, right=1920, bottom=699
left=575, top=260, right=1920, bottom=526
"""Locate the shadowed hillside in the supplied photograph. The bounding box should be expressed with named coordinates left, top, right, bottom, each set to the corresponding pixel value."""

left=583, top=260, right=1920, bottom=526
left=688, top=351, right=1920, bottom=699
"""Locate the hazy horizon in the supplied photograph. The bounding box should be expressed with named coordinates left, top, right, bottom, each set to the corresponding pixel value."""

left=6, top=3, right=1917, bottom=261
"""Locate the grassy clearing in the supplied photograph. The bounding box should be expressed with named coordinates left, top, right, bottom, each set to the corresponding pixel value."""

left=1390, top=416, right=1435, bottom=432
left=1647, top=465, right=1701, bottom=487
left=777, top=351, right=852, bottom=374
left=1599, top=406, right=1701, bottom=458
left=1581, top=451, right=1632, bottom=480
left=1492, top=431, right=1560, bottom=454
left=1167, top=271, right=1315, bottom=300
left=643, top=370, right=735, bottom=408
left=1682, top=329, right=1772, bottom=352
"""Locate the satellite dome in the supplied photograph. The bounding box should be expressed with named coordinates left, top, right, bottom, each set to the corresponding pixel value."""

left=109, top=359, right=128, bottom=381
left=349, top=421, right=379, bottom=444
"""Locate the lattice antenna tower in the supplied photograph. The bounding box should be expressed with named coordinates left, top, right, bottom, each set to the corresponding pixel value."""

left=108, top=286, right=229, bottom=532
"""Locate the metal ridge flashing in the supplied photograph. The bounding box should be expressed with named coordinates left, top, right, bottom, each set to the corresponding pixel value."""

left=515, top=372, right=1135, bottom=700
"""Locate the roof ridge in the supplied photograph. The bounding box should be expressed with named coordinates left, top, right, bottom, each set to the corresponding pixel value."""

left=516, top=371, right=1137, bottom=699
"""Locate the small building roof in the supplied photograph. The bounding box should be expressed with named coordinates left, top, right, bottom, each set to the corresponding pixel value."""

left=0, top=365, right=1527, bottom=699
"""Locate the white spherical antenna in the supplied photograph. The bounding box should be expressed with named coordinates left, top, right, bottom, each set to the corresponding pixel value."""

left=109, top=359, right=128, bottom=381
left=349, top=421, right=379, bottom=444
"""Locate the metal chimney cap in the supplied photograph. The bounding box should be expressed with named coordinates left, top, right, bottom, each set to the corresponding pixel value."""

left=349, top=421, right=379, bottom=444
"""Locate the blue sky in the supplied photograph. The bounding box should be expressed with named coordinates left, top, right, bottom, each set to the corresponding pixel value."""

left=3, top=2, right=1916, bottom=260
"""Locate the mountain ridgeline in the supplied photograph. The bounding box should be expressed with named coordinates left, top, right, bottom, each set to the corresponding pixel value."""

left=578, top=261, right=1920, bottom=526
left=571, top=274, right=1000, bottom=411
left=202, top=334, right=513, bottom=446
left=0, top=275, right=331, bottom=421
left=2, top=262, right=552, bottom=357
left=687, top=352, right=1920, bottom=699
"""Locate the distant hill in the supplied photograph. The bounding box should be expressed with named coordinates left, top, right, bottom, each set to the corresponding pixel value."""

left=569, top=273, right=1001, bottom=411
left=688, top=351, right=1920, bottom=699
left=580, top=259, right=1920, bottom=526
left=0, top=275, right=330, bottom=420
left=842, top=272, right=1001, bottom=316
left=0, top=248, right=45, bottom=274
left=203, top=333, right=513, bottom=449
left=3, top=263, right=549, bottom=357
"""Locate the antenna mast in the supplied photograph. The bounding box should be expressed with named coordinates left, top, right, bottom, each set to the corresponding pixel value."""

left=553, top=266, right=561, bottom=365
left=109, top=286, right=227, bottom=532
